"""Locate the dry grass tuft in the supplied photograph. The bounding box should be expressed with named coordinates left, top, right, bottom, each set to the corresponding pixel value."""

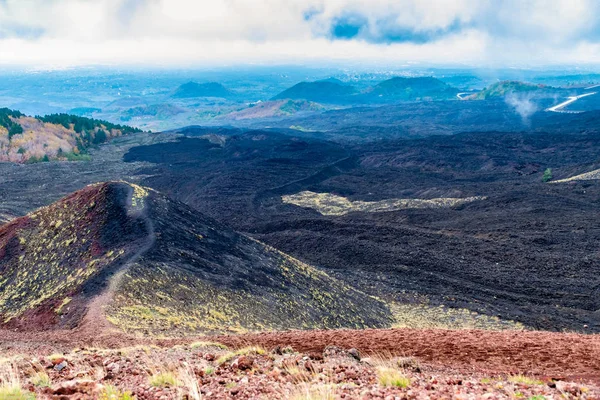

left=508, top=375, right=544, bottom=386
left=376, top=367, right=411, bottom=388
left=283, top=365, right=314, bottom=384
left=290, top=383, right=337, bottom=400
left=0, top=363, right=34, bottom=399
left=190, top=341, right=228, bottom=350
left=216, top=346, right=267, bottom=365
left=149, top=371, right=179, bottom=388
left=48, top=353, right=66, bottom=362
left=98, top=384, right=135, bottom=400
left=370, top=356, right=411, bottom=389
left=29, top=371, right=51, bottom=388
left=178, top=366, right=202, bottom=400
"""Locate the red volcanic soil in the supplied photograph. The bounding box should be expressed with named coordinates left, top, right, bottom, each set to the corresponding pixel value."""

left=215, top=329, right=600, bottom=384
left=2, top=328, right=599, bottom=385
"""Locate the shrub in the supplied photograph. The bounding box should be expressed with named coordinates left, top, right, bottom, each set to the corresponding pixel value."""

left=542, top=168, right=553, bottom=182
left=63, top=152, right=91, bottom=162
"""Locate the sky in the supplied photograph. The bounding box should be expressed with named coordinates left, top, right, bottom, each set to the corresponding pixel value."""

left=0, top=0, right=599, bottom=67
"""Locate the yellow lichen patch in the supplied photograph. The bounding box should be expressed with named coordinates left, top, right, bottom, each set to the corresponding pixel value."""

left=552, top=168, right=600, bottom=183
left=390, top=303, right=525, bottom=331
left=55, top=297, right=72, bottom=314
left=106, top=236, right=392, bottom=337
left=127, top=182, right=150, bottom=210
left=282, top=191, right=486, bottom=216
left=0, top=184, right=134, bottom=322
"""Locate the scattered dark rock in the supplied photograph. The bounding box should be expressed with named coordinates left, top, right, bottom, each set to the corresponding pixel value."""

left=51, top=379, right=103, bottom=395
left=397, top=357, right=421, bottom=372
left=54, top=361, right=68, bottom=372
left=348, top=348, right=360, bottom=361
left=233, top=356, right=254, bottom=371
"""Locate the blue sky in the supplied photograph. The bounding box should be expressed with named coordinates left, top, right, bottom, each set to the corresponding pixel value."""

left=0, top=0, right=599, bottom=67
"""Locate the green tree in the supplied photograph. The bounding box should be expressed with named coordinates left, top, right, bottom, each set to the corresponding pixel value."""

left=7, top=123, right=23, bottom=140
left=93, top=129, right=107, bottom=144
left=542, top=168, right=553, bottom=182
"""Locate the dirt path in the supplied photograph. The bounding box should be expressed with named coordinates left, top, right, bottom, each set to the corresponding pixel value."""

left=546, top=92, right=597, bottom=112
left=77, top=183, right=157, bottom=337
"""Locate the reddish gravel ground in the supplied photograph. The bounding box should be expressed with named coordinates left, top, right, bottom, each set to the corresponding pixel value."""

left=1, top=327, right=599, bottom=390
left=2, top=340, right=598, bottom=399
left=213, top=329, right=600, bottom=385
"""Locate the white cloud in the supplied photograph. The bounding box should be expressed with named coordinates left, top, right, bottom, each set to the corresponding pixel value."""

left=0, top=0, right=598, bottom=66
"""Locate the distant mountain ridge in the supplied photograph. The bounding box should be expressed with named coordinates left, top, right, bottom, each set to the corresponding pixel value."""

left=223, top=100, right=324, bottom=120
left=272, top=76, right=459, bottom=104
left=470, top=80, right=558, bottom=99
left=272, top=81, right=358, bottom=103
left=120, top=104, right=186, bottom=122
left=173, top=81, right=234, bottom=98
left=367, top=77, right=459, bottom=101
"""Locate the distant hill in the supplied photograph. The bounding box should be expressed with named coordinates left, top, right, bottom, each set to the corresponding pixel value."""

left=69, top=107, right=102, bottom=116
left=366, top=77, right=459, bottom=101
left=120, top=104, right=186, bottom=122
left=0, top=109, right=142, bottom=163
left=223, top=100, right=324, bottom=120
left=316, top=77, right=350, bottom=85
left=173, top=81, right=234, bottom=98
left=0, top=182, right=391, bottom=334
left=273, top=77, right=458, bottom=104
left=105, top=97, right=147, bottom=110
left=470, top=81, right=552, bottom=99
left=272, top=81, right=358, bottom=104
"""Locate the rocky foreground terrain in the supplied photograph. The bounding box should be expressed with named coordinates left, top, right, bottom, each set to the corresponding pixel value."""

left=0, top=333, right=598, bottom=400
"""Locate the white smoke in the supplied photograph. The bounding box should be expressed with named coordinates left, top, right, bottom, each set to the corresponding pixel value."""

left=505, top=93, right=539, bottom=124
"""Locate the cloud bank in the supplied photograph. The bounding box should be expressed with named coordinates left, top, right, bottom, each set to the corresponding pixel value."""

left=0, top=0, right=599, bottom=67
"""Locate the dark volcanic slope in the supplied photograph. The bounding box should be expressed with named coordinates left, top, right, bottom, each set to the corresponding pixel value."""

left=124, top=129, right=600, bottom=332
left=234, top=100, right=600, bottom=141
left=0, top=182, right=391, bottom=335
left=125, top=132, right=349, bottom=224
left=0, top=182, right=149, bottom=329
